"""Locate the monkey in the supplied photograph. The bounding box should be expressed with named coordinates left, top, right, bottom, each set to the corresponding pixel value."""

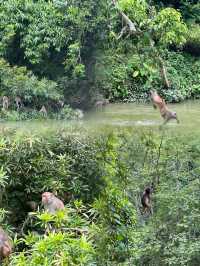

left=75, top=109, right=84, bottom=119
left=58, top=100, right=64, bottom=108
left=39, top=105, right=47, bottom=117
left=26, top=201, right=38, bottom=211
left=42, top=192, right=65, bottom=214
left=15, top=96, right=23, bottom=111
left=95, top=99, right=109, bottom=109
left=0, top=227, right=12, bottom=260
left=141, top=187, right=152, bottom=214
left=55, top=100, right=64, bottom=112
left=2, top=96, right=9, bottom=110
left=150, top=90, right=179, bottom=125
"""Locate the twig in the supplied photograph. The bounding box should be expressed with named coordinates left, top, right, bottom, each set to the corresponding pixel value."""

left=155, top=130, right=165, bottom=185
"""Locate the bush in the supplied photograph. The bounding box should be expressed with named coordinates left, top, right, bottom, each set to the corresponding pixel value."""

left=163, top=51, right=200, bottom=101
left=0, top=105, right=83, bottom=121
left=184, top=24, right=200, bottom=56
left=10, top=207, right=95, bottom=266
left=0, top=58, right=63, bottom=108
left=53, top=106, right=84, bottom=120
left=95, top=49, right=200, bottom=102
left=0, top=131, right=104, bottom=225
left=0, top=129, right=200, bottom=265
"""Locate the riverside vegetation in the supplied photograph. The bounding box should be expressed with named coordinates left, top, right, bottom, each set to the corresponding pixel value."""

left=0, top=127, right=199, bottom=265
left=0, top=0, right=200, bottom=115
left=0, top=0, right=200, bottom=265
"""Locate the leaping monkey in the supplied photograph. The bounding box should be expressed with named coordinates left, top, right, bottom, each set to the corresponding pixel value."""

left=150, top=90, right=179, bottom=125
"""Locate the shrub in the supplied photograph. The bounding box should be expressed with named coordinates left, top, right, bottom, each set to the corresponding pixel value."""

left=0, top=106, right=83, bottom=121
left=10, top=207, right=95, bottom=266
left=184, top=24, right=200, bottom=56
left=0, top=59, right=63, bottom=108
left=0, top=130, right=200, bottom=265
left=95, top=49, right=200, bottom=102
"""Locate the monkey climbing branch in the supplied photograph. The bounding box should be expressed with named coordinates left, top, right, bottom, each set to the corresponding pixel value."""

left=111, top=0, right=170, bottom=88
left=112, top=0, right=137, bottom=37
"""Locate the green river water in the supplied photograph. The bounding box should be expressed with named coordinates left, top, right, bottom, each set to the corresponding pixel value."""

left=0, top=100, right=199, bottom=137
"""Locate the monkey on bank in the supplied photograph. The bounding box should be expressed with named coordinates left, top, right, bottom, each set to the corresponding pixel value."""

left=39, top=105, right=47, bottom=117
left=95, top=99, right=109, bottom=109
left=2, top=96, right=9, bottom=110
left=150, top=90, right=179, bottom=125
left=141, top=187, right=152, bottom=214
left=15, top=96, right=23, bottom=111
left=58, top=100, right=64, bottom=108
left=42, top=192, right=65, bottom=214
left=0, top=227, right=12, bottom=260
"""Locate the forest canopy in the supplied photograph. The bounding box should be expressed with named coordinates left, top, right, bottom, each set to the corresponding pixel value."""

left=0, top=1, right=200, bottom=265
left=0, top=0, right=200, bottom=108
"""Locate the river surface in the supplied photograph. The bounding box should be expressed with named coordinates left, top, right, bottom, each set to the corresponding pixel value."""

left=84, top=100, right=200, bottom=137
left=0, top=100, right=199, bottom=136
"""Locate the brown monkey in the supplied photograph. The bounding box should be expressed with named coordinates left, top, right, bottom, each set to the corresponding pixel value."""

left=26, top=201, right=38, bottom=211
left=39, top=105, right=47, bottom=117
left=150, top=90, right=179, bottom=124
left=2, top=96, right=9, bottom=110
left=42, top=192, right=65, bottom=214
left=0, top=227, right=12, bottom=260
left=15, top=96, right=23, bottom=111
left=141, top=187, right=152, bottom=214
left=95, top=99, right=109, bottom=108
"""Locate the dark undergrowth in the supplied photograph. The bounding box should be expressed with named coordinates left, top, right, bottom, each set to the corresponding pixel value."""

left=0, top=128, right=199, bottom=265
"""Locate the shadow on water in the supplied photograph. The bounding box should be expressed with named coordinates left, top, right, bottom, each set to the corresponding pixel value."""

left=0, top=100, right=199, bottom=137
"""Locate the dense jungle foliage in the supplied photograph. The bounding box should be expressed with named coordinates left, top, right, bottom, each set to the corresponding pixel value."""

left=0, top=128, right=199, bottom=265
left=0, top=0, right=200, bottom=265
left=0, top=0, right=200, bottom=114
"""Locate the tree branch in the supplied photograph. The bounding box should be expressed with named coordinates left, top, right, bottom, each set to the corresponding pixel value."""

left=117, top=26, right=128, bottom=39
left=149, top=39, right=170, bottom=88
left=111, top=0, right=170, bottom=88
left=158, top=55, right=170, bottom=88
left=112, top=0, right=138, bottom=36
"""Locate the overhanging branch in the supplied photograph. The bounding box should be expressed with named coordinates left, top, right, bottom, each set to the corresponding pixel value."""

left=112, top=0, right=138, bottom=37
left=111, top=1, right=170, bottom=88
left=149, top=39, right=170, bottom=88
